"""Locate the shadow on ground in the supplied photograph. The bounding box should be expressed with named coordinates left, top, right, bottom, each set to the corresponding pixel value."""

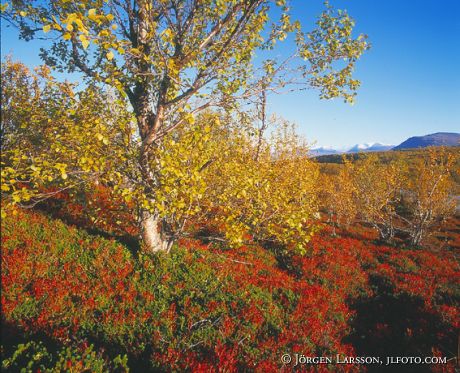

left=345, top=275, right=457, bottom=373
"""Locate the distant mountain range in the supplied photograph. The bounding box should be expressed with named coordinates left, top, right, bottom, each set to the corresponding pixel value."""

left=347, top=143, right=394, bottom=153
left=311, top=142, right=394, bottom=156
left=392, top=132, right=460, bottom=150
left=310, top=146, right=342, bottom=156
left=311, top=132, right=460, bottom=156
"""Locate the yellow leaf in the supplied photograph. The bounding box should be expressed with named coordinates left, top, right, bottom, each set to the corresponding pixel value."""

left=43, top=24, right=51, bottom=33
left=63, top=33, right=72, bottom=40
left=79, top=34, right=89, bottom=49
left=74, top=18, right=85, bottom=31
left=19, top=11, right=27, bottom=17
left=88, top=8, right=96, bottom=17
left=66, top=13, right=77, bottom=22
left=106, top=51, right=114, bottom=60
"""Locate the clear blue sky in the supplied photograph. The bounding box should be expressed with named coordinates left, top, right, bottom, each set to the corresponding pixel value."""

left=1, top=0, right=459, bottom=148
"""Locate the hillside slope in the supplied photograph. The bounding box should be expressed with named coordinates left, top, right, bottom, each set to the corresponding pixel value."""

left=1, top=208, right=459, bottom=372
left=393, top=132, right=460, bottom=150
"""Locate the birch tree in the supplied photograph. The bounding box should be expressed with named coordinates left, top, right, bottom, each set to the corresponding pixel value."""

left=1, top=0, right=369, bottom=252
left=402, top=147, right=456, bottom=246
left=353, top=155, right=406, bottom=242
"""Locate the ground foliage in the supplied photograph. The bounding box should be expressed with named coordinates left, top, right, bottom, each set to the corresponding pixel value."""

left=2, top=205, right=458, bottom=372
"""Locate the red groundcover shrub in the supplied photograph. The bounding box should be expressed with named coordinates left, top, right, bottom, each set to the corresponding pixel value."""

left=1, top=208, right=458, bottom=372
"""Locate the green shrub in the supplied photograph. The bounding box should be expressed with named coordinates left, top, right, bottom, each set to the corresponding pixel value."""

left=1, top=341, right=129, bottom=373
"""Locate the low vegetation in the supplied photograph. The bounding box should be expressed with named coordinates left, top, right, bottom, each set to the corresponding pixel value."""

left=2, top=206, right=458, bottom=372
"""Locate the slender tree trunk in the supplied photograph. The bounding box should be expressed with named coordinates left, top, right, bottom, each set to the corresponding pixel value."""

left=410, top=226, right=423, bottom=246
left=137, top=112, right=172, bottom=253
left=381, top=222, right=394, bottom=243
left=254, top=87, right=267, bottom=161
left=410, top=214, right=427, bottom=247
left=138, top=152, right=171, bottom=253
left=141, top=210, right=172, bottom=253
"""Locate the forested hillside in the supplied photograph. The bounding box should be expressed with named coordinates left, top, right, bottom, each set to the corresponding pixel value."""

left=1, top=1, right=459, bottom=371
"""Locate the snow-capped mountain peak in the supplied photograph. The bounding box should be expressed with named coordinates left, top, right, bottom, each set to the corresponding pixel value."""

left=310, top=132, right=460, bottom=158
left=310, top=142, right=395, bottom=156
left=347, top=142, right=394, bottom=153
